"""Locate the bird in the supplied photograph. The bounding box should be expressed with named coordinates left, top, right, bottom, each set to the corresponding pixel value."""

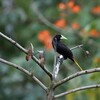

left=52, top=34, right=83, bottom=71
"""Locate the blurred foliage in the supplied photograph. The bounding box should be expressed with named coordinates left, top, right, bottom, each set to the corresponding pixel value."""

left=0, top=0, right=100, bottom=100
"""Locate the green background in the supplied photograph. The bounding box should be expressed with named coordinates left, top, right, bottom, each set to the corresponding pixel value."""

left=0, top=0, right=100, bottom=100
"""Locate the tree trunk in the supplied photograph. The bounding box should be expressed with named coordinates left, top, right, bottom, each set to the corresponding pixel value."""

left=47, top=84, right=54, bottom=100
left=47, top=89, right=54, bottom=100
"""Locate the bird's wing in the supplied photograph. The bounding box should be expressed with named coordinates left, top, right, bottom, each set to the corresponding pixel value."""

left=58, top=42, right=73, bottom=59
left=52, top=38, right=57, bottom=51
left=58, top=42, right=70, bottom=51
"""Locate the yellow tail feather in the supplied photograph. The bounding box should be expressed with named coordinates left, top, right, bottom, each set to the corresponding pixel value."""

left=73, top=57, right=83, bottom=71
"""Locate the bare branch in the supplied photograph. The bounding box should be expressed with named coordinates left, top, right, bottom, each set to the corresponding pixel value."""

left=54, top=68, right=100, bottom=89
left=53, top=55, right=64, bottom=80
left=70, top=44, right=83, bottom=50
left=0, top=58, right=47, bottom=91
left=54, top=84, right=100, bottom=99
left=31, top=2, right=62, bottom=33
left=0, top=32, right=27, bottom=53
left=53, top=50, right=57, bottom=80
left=0, top=32, right=52, bottom=79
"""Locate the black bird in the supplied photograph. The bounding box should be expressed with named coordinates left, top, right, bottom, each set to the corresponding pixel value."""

left=52, top=34, right=83, bottom=71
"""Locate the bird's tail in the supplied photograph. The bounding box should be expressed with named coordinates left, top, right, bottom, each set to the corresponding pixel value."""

left=73, top=57, right=83, bottom=71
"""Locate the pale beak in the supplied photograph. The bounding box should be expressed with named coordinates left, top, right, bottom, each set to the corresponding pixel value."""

left=61, top=35, right=68, bottom=40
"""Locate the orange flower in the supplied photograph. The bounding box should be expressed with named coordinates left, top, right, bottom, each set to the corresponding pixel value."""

left=38, top=30, right=50, bottom=42
left=91, top=5, right=100, bottom=15
left=72, top=5, right=80, bottom=13
left=71, top=22, right=80, bottom=30
left=89, top=29, right=100, bottom=37
left=67, top=1, right=74, bottom=9
left=58, top=3, right=66, bottom=10
left=38, top=30, right=52, bottom=51
left=55, top=18, right=66, bottom=28
left=44, top=37, right=52, bottom=51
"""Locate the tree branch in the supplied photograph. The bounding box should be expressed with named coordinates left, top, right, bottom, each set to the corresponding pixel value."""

left=0, top=57, right=47, bottom=91
left=31, top=2, right=62, bottom=33
left=70, top=44, right=83, bottom=50
left=54, top=84, right=100, bottom=99
left=53, top=55, right=64, bottom=80
left=0, top=32, right=52, bottom=79
left=54, top=68, right=100, bottom=89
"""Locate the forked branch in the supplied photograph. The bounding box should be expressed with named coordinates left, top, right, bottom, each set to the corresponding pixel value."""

left=0, top=32, right=52, bottom=79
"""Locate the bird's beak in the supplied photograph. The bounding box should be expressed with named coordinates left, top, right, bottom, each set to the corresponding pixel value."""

left=61, top=35, right=67, bottom=40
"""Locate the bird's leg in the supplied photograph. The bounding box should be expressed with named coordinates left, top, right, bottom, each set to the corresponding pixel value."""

left=58, top=55, right=64, bottom=64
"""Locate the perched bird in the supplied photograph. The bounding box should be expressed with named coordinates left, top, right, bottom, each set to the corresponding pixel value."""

left=52, top=34, right=83, bottom=71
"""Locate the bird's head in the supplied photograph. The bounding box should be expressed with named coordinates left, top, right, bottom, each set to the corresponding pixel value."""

left=53, top=34, right=67, bottom=41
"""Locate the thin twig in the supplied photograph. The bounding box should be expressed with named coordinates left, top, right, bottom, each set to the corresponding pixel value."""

left=54, top=68, right=100, bottom=89
left=0, top=58, right=47, bottom=91
left=70, top=44, right=83, bottom=50
left=54, top=84, right=100, bottom=99
left=0, top=32, right=52, bottom=79
left=31, top=2, right=62, bottom=33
